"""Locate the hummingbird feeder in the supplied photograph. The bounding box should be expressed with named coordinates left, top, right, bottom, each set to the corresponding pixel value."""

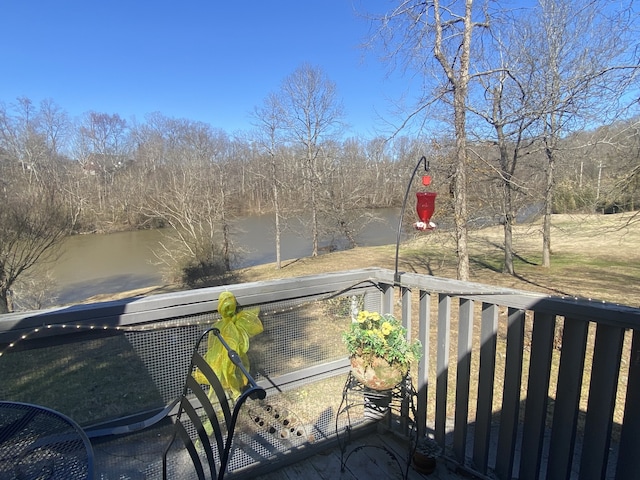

left=415, top=174, right=437, bottom=231
left=394, top=156, right=437, bottom=284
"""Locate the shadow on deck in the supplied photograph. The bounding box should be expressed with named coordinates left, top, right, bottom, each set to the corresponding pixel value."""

left=91, top=421, right=467, bottom=480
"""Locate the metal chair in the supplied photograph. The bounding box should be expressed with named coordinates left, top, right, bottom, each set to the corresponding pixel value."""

left=162, top=327, right=266, bottom=480
left=0, top=400, right=94, bottom=479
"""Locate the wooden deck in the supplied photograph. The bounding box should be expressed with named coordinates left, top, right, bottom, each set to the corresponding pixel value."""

left=252, top=430, right=467, bottom=480
left=91, top=423, right=468, bottom=480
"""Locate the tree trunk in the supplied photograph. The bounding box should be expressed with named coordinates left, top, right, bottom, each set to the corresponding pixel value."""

left=542, top=139, right=555, bottom=268
left=435, top=0, right=472, bottom=282
left=453, top=94, right=470, bottom=281
left=220, top=190, right=231, bottom=272
left=452, top=0, right=472, bottom=281
left=503, top=214, right=514, bottom=275
left=275, top=209, right=281, bottom=269
left=0, top=288, right=10, bottom=314
left=309, top=141, right=319, bottom=257
left=272, top=158, right=282, bottom=270
left=496, top=120, right=515, bottom=276
left=542, top=172, right=553, bottom=268
left=311, top=185, right=319, bottom=257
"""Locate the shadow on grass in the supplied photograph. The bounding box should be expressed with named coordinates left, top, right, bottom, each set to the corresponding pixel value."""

left=0, top=324, right=166, bottom=427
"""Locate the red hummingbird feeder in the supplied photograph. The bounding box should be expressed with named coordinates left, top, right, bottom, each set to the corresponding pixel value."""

left=394, top=156, right=437, bottom=284
left=415, top=175, right=437, bottom=231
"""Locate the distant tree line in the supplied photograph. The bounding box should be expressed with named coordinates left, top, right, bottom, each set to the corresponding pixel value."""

left=1, top=91, right=637, bottom=311
left=1, top=0, right=639, bottom=313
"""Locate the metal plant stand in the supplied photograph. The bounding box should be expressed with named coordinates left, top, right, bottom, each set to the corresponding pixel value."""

left=335, top=372, right=418, bottom=480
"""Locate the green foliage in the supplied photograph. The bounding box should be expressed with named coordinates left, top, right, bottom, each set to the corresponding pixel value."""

left=342, top=311, right=422, bottom=369
left=553, top=183, right=597, bottom=213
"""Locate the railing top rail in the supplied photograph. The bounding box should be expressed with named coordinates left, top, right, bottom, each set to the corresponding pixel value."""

left=392, top=270, right=640, bottom=329
left=0, top=268, right=384, bottom=344
left=2, top=267, right=639, bottom=343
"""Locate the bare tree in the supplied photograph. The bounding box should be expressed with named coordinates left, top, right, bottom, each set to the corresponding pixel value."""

left=278, top=64, right=345, bottom=256
left=0, top=99, right=73, bottom=312
left=321, top=139, right=380, bottom=248
left=0, top=182, right=70, bottom=313
left=39, top=99, right=71, bottom=156
left=368, top=0, right=489, bottom=280
left=252, top=92, right=287, bottom=269
left=591, top=118, right=640, bottom=219
left=76, top=112, right=130, bottom=167
left=73, top=111, right=132, bottom=222
left=140, top=119, right=233, bottom=286
left=0, top=98, right=51, bottom=184
left=518, top=0, right=639, bottom=267
left=469, top=29, right=538, bottom=275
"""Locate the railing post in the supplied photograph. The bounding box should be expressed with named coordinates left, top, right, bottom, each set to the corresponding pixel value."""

left=401, top=286, right=412, bottom=337
left=380, top=281, right=394, bottom=316
left=579, top=323, right=624, bottom=479
left=495, top=308, right=526, bottom=479
left=546, top=317, right=589, bottom=480
left=400, top=285, right=412, bottom=433
left=416, top=290, right=431, bottom=438
left=520, top=312, right=556, bottom=480
left=435, top=294, right=451, bottom=447
left=453, top=298, right=474, bottom=463
left=616, top=329, right=640, bottom=480
left=473, top=302, right=498, bottom=474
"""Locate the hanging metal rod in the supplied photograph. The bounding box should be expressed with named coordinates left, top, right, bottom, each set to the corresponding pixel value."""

left=394, top=156, right=430, bottom=285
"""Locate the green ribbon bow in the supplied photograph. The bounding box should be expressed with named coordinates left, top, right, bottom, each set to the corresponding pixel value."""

left=196, top=291, right=263, bottom=399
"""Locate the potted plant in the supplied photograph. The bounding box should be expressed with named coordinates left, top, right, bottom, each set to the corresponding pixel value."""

left=412, top=436, right=442, bottom=474
left=342, top=310, right=422, bottom=391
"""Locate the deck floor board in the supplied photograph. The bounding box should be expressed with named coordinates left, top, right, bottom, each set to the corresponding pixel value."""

left=253, top=430, right=466, bottom=480
left=91, top=422, right=468, bottom=480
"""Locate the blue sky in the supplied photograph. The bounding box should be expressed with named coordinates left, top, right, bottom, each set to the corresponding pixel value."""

left=1, top=1, right=408, bottom=138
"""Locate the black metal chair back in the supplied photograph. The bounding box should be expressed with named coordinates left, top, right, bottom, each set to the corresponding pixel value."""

left=162, top=327, right=266, bottom=480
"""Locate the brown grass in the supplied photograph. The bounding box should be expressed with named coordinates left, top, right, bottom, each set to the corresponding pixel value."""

left=229, top=212, right=640, bottom=306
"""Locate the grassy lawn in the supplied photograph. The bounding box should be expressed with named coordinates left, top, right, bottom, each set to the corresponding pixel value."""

left=231, top=212, right=640, bottom=307
left=0, top=334, right=165, bottom=425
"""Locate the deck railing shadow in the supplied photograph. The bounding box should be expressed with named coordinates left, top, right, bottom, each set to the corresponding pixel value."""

left=1, top=267, right=638, bottom=479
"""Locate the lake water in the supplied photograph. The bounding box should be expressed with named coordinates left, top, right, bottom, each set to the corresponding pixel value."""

left=48, top=209, right=402, bottom=305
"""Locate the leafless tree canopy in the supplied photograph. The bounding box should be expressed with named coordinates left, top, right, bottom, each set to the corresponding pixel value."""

left=362, top=0, right=639, bottom=274
left=1, top=0, right=639, bottom=310
left=0, top=179, right=70, bottom=313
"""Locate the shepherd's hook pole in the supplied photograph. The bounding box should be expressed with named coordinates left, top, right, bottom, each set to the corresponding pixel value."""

left=394, top=156, right=429, bottom=286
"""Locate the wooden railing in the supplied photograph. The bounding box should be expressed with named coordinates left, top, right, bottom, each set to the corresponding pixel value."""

left=391, top=270, right=640, bottom=480
left=1, top=267, right=638, bottom=479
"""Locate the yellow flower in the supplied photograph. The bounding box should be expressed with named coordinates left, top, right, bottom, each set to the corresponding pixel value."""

left=381, top=321, right=394, bottom=336
left=372, top=328, right=385, bottom=341
left=357, top=311, right=367, bottom=323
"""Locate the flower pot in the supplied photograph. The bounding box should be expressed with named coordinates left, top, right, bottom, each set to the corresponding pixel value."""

left=412, top=451, right=437, bottom=474
left=350, top=355, right=407, bottom=391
